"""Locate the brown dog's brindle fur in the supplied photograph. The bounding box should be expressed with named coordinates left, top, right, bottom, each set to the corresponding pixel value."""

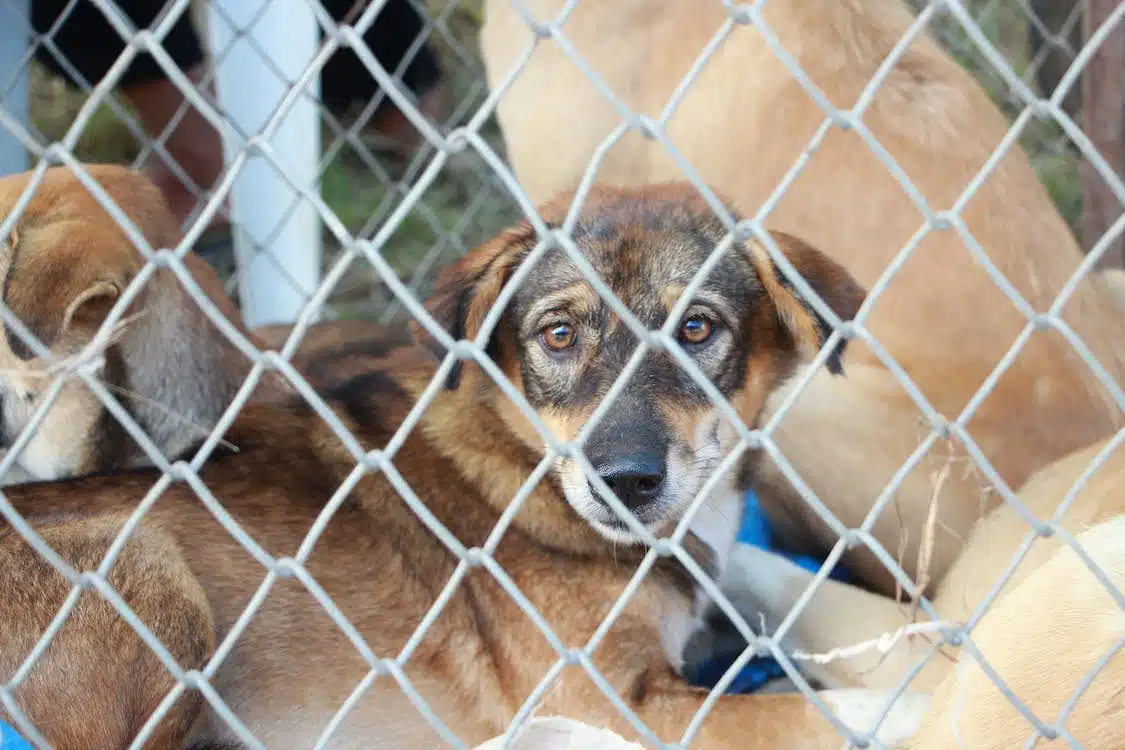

left=0, top=183, right=932, bottom=748
left=253, top=319, right=413, bottom=392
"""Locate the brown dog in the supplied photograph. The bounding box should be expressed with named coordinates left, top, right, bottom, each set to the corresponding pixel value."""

left=0, top=163, right=300, bottom=750
left=254, top=318, right=413, bottom=392
left=0, top=163, right=409, bottom=485
left=0, top=164, right=300, bottom=484
left=0, top=183, right=932, bottom=749
left=479, top=0, right=1125, bottom=599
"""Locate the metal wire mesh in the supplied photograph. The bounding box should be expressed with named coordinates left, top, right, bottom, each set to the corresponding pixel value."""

left=0, top=0, right=1123, bottom=748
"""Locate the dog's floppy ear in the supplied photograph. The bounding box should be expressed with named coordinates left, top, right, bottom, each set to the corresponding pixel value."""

left=412, top=221, right=539, bottom=389
left=745, top=231, right=866, bottom=375
left=1, top=223, right=138, bottom=360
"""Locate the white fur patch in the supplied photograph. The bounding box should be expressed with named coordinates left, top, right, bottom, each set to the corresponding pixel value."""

left=721, top=541, right=811, bottom=632
left=475, top=717, right=645, bottom=749
left=659, top=588, right=700, bottom=673
left=821, top=689, right=930, bottom=746
left=680, top=447, right=743, bottom=584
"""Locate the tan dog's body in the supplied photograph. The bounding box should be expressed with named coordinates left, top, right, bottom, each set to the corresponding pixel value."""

left=907, top=511, right=1125, bottom=749
left=0, top=184, right=937, bottom=748
left=710, top=431, right=1125, bottom=746
left=480, top=0, right=1125, bottom=595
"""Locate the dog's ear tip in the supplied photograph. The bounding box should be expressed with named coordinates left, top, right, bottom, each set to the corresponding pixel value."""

left=413, top=217, right=533, bottom=393
left=813, top=337, right=848, bottom=376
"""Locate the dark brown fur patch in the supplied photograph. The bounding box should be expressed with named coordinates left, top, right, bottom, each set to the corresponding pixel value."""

left=85, top=345, right=137, bottom=474
left=745, top=232, right=866, bottom=375
left=253, top=319, right=413, bottom=392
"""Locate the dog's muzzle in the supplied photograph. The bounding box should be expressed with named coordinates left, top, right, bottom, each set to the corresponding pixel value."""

left=581, top=397, right=672, bottom=526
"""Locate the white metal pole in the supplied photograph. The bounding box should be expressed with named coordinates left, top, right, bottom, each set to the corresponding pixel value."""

left=207, top=0, right=322, bottom=328
left=0, top=0, right=31, bottom=175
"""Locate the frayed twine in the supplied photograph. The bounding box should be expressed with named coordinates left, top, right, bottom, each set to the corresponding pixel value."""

left=788, top=620, right=956, bottom=666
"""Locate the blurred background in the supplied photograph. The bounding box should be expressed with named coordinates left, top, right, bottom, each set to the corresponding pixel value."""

left=0, top=0, right=1118, bottom=327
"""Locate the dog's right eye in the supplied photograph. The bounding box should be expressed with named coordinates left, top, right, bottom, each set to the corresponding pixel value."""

left=679, top=314, right=714, bottom=345
left=540, top=322, right=576, bottom=352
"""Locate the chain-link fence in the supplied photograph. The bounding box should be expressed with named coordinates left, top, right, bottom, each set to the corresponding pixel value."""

left=0, top=0, right=1124, bottom=748
left=7, top=0, right=1106, bottom=320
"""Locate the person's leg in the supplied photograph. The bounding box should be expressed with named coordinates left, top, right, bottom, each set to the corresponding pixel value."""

left=30, top=0, right=225, bottom=231
left=119, top=64, right=226, bottom=233
left=318, top=0, right=446, bottom=154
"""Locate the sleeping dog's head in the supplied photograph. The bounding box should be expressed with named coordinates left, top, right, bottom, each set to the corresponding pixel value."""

left=0, top=164, right=259, bottom=483
left=416, top=183, right=865, bottom=543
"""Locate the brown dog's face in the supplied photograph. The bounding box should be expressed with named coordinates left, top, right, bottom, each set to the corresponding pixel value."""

left=417, top=183, right=865, bottom=543
left=0, top=165, right=177, bottom=482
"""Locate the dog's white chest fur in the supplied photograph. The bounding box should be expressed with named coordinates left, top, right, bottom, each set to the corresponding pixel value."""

left=658, top=474, right=744, bottom=672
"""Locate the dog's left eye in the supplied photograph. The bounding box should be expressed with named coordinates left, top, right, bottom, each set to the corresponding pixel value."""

left=678, top=314, right=714, bottom=345
left=541, top=322, right=577, bottom=352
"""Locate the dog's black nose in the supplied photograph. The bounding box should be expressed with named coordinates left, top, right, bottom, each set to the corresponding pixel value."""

left=593, top=458, right=666, bottom=510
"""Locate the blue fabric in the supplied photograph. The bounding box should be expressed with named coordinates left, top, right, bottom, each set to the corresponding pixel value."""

left=684, top=489, right=850, bottom=694
left=0, top=722, right=33, bottom=750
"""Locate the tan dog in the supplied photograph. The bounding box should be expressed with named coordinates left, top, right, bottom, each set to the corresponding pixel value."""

left=479, top=0, right=1125, bottom=598
left=0, top=183, right=933, bottom=749
left=906, top=511, right=1125, bottom=749
left=726, top=432, right=1125, bottom=683
left=716, top=432, right=1125, bottom=745
left=0, top=164, right=300, bottom=485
